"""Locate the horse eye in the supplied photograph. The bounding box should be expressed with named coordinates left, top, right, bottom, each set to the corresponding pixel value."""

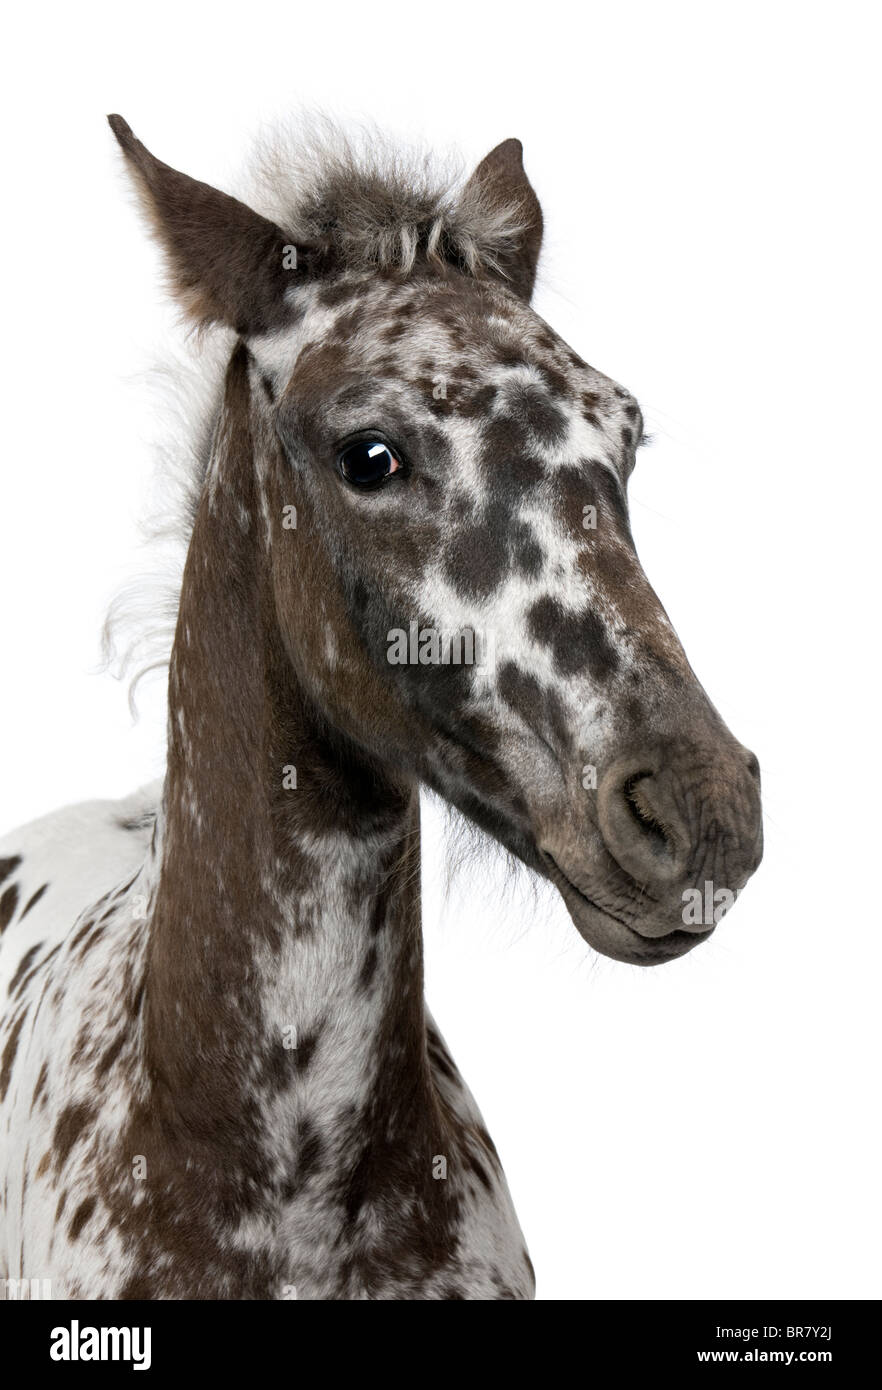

left=338, top=440, right=402, bottom=488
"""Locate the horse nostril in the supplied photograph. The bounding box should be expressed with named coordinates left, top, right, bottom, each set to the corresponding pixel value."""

left=598, top=748, right=763, bottom=898
left=597, top=758, right=689, bottom=888
left=622, top=771, right=671, bottom=852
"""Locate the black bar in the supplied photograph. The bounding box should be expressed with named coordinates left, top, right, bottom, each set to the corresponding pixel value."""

left=1, top=1298, right=875, bottom=1374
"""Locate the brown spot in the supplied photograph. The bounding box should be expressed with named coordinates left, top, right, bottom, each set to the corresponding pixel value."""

left=96, top=1033, right=126, bottom=1077
left=77, top=923, right=106, bottom=957
left=0, top=883, right=20, bottom=934
left=128, top=982, right=145, bottom=1019
left=0, top=1010, right=26, bottom=1100
left=20, top=883, right=49, bottom=919
left=0, top=855, right=22, bottom=887
left=31, top=1060, right=49, bottom=1112
left=53, top=1101, right=96, bottom=1168
left=359, top=945, right=378, bottom=990
left=68, top=918, right=96, bottom=952
left=69, top=1196, right=97, bottom=1240
left=294, top=1029, right=320, bottom=1073
left=7, top=944, right=43, bottom=995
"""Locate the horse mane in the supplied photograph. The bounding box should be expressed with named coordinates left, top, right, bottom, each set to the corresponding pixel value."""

left=101, top=331, right=230, bottom=714
left=103, top=114, right=531, bottom=712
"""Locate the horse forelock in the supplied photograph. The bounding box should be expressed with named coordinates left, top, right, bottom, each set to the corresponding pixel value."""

left=245, top=113, right=532, bottom=279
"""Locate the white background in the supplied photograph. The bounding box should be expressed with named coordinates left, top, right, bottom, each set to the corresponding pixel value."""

left=3, top=1, right=879, bottom=1300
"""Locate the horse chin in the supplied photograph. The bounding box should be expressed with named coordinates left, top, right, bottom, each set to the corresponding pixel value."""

left=571, top=902, right=710, bottom=966
left=542, top=853, right=711, bottom=966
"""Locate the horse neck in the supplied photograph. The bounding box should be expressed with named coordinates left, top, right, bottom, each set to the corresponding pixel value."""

left=142, top=344, right=430, bottom=1141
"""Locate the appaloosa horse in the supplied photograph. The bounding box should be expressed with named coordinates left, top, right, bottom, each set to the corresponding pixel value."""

left=0, top=116, right=762, bottom=1299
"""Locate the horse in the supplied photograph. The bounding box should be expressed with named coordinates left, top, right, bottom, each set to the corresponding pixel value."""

left=0, top=115, right=763, bottom=1299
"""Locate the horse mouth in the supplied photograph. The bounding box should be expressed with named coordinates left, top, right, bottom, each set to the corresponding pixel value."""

left=541, top=851, right=710, bottom=966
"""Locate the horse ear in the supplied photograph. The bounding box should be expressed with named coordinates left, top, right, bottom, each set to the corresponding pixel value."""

left=462, top=138, right=543, bottom=301
left=107, top=115, right=319, bottom=335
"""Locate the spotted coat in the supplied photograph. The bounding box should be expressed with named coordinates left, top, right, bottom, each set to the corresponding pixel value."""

left=0, top=118, right=762, bottom=1300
